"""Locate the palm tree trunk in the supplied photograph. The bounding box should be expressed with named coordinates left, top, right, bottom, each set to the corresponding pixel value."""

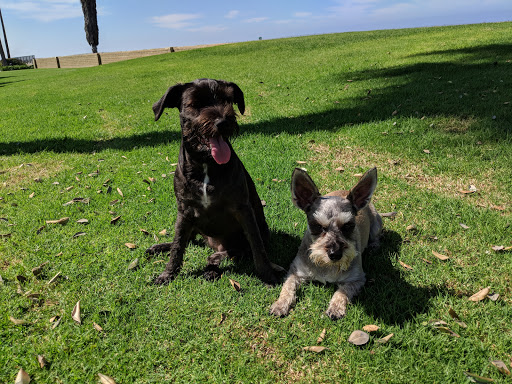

left=80, top=0, right=99, bottom=53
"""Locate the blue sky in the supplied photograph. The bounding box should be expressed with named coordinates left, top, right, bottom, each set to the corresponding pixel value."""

left=0, top=0, right=511, bottom=58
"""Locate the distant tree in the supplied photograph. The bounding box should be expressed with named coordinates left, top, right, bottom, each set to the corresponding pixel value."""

left=80, top=0, right=99, bottom=53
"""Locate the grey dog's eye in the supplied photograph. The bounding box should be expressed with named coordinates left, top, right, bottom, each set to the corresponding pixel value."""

left=309, top=222, right=323, bottom=235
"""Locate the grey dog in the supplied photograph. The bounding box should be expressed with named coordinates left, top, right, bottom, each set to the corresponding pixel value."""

left=146, top=79, right=282, bottom=285
left=270, top=167, right=382, bottom=319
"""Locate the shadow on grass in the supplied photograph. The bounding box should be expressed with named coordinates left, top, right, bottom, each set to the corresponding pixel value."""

left=1, top=43, right=511, bottom=156
left=359, top=229, right=441, bottom=326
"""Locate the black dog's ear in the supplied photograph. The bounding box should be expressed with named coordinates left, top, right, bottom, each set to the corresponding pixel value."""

left=153, top=83, right=187, bottom=121
left=348, top=167, right=377, bottom=211
left=227, top=82, right=245, bottom=115
left=291, top=168, right=321, bottom=212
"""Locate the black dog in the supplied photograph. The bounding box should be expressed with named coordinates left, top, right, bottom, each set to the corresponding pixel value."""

left=146, top=79, right=282, bottom=284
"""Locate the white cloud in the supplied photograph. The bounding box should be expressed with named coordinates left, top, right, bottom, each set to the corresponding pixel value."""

left=244, top=17, right=269, bottom=23
left=294, top=12, right=312, bottom=18
left=0, top=0, right=82, bottom=22
left=225, top=10, right=240, bottom=19
left=151, top=13, right=202, bottom=29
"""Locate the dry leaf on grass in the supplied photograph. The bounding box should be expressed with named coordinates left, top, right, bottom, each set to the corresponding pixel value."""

left=72, top=301, right=81, bottom=324
left=432, top=251, right=449, bottom=261
left=229, top=279, right=241, bottom=292
left=468, top=287, right=490, bottom=302
left=347, top=330, right=370, bottom=346
left=32, top=261, right=49, bottom=276
left=399, top=261, right=413, bottom=271
left=117, top=188, right=123, bottom=197
left=125, top=243, right=137, bottom=249
left=376, top=333, right=394, bottom=344
left=459, top=223, right=470, bottom=229
left=362, top=324, right=380, bottom=332
left=76, top=219, right=89, bottom=224
left=98, top=373, right=117, bottom=384
left=317, top=328, right=326, bottom=344
left=37, top=355, right=48, bottom=368
left=9, top=316, right=30, bottom=326
left=302, top=346, right=327, bottom=353
left=489, top=359, right=510, bottom=376
left=45, top=217, right=69, bottom=225
left=72, top=232, right=86, bottom=238
left=47, top=271, right=61, bottom=285
left=110, top=216, right=121, bottom=224
left=127, top=258, right=139, bottom=270
left=381, top=212, right=397, bottom=218
left=159, top=229, right=167, bottom=236
left=435, top=326, right=460, bottom=338
left=463, top=371, right=494, bottom=383
left=15, top=368, right=31, bottom=384
left=93, top=322, right=104, bottom=332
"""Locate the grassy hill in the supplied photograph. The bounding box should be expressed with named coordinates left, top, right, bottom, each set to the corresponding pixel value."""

left=1, top=22, right=511, bottom=383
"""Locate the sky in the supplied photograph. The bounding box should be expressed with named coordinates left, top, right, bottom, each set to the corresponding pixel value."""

left=0, top=0, right=511, bottom=59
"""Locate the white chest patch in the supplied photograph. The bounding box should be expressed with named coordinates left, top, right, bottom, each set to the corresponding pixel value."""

left=201, top=164, right=210, bottom=208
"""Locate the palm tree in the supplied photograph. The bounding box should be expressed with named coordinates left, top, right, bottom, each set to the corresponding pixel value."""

left=0, top=37, right=7, bottom=66
left=79, top=0, right=99, bottom=53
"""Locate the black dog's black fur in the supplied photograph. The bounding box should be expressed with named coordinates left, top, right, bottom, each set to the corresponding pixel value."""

left=146, top=79, right=281, bottom=284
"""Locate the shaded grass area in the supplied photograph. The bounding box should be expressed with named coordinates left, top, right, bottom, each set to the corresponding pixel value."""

left=1, top=22, right=512, bottom=383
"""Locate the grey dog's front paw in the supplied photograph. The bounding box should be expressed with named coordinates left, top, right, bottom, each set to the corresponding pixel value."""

left=325, top=303, right=346, bottom=321
left=270, top=300, right=291, bottom=317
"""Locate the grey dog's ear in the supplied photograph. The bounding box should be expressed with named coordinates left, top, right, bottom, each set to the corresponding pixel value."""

left=226, top=81, right=245, bottom=115
left=291, top=168, right=321, bottom=211
left=348, top=167, right=377, bottom=211
left=153, top=83, right=188, bottom=121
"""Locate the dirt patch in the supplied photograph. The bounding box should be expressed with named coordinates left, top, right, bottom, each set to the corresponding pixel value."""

left=0, top=160, right=70, bottom=189
left=308, top=143, right=509, bottom=212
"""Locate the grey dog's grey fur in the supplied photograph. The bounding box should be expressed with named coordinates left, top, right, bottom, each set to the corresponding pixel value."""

left=270, top=168, right=382, bottom=320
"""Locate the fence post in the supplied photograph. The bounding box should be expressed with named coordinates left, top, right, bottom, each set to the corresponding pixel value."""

left=56, top=57, right=61, bottom=68
left=33, top=58, right=38, bottom=69
left=97, top=53, right=102, bottom=66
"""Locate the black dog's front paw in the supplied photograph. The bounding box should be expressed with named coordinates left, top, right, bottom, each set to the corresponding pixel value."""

left=146, top=243, right=172, bottom=255
left=153, top=271, right=175, bottom=285
left=203, top=265, right=222, bottom=281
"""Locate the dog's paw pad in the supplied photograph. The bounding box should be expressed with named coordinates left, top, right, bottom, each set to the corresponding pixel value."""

left=203, top=265, right=221, bottom=281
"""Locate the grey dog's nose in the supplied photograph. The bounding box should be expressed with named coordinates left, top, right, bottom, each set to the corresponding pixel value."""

left=328, top=247, right=343, bottom=261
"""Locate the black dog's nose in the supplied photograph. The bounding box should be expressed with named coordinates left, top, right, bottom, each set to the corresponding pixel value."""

left=215, top=118, right=229, bottom=131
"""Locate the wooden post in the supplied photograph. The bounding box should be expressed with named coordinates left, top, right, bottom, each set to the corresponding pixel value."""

left=97, top=52, right=102, bottom=65
left=56, top=57, right=60, bottom=68
left=33, top=58, right=38, bottom=69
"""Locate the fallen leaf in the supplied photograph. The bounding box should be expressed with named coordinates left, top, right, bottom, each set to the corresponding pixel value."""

left=45, top=217, right=69, bottom=225
left=29, top=192, right=35, bottom=198
left=51, top=317, right=61, bottom=329
left=296, top=160, right=307, bottom=164
left=487, top=292, right=500, bottom=301
left=421, top=258, right=432, bottom=264
left=148, top=177, right=156, bottom=183
left=72, top=232, right=86, bottom=238
left=117, top=188, right=123, bottom=197
left=15, top=368, right=31, bottom=384
left=468, top=287, right=490, bottom=302
left=93, top=322, right=104, bottom=332
left=448, top=307, right=461, bottom=320
left=32, top=261, right=49, bottom=276
left=72, top=300, right=81, bottom=324
left=125, top=243, right=137, bottom=249
left=98, top=373, right=117, bottom=384
left=109, top=199, right=119, bottom=205
left=158, top=229, right=167, bottom=236
left=490, top=359, right=510, bottom=376
left=435, top=326, right=460, bottom=337
left=406, top=224, right=417, bottom=232
left=381, top=212, right=397, bottom=218
left=302, top=346, right=327, bottom=353
left=353, top=173, right=363, bottom=177
left=376, top=333, right=394, bottom=344
left=362, top=324, right=380, bottom=332
left=459, top=223, right=469, bottom=229
left=110, top=216, right=121, bottom=225
left=219, top=313, right=226, bottom=325
left=335, top=166, right=345, bottom=173
left=37, top=354, right=48, bottom=368
left=317, top=328, right=326, bottom=344
left=423, top=149, right=431, bottom=154
left=347, top=330, right=370, bottom=346
left=432, top=250, right=449, bottom=261
left=463, top=371, right=494, bottom=383
left=140, top=229, right=151, bottom=236
left=229, top=278, right=241, bottom=292
left=76, top=219, right=89, bottom=224
left=9, top=316, right=29, bottom=325
left=47, top=271, right=62, bottom=285
left=492, top=245, right=504, bottom=252
left=127, top=258, right=139, bottom=270
left=399, top=260, right=413, bottom=270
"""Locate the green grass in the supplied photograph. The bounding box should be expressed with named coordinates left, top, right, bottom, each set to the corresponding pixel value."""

left=1, top=22, right=512, bottom=383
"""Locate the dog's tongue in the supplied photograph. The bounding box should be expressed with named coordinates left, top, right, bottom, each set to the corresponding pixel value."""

left=209, top=136, right=231, bottom=164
